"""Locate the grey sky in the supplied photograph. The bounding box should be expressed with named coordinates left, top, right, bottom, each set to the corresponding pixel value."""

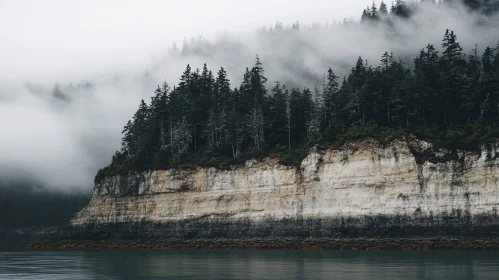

left=1, top=0, right=370, bottom=82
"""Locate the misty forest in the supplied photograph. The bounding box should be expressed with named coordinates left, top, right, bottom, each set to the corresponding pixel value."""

left=1, top=0, right=499, bottom=231
left=89, top=1, right=499, bottom=182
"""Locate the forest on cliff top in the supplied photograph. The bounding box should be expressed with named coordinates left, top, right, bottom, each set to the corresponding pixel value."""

left=96, top=1, right=499, bottom=182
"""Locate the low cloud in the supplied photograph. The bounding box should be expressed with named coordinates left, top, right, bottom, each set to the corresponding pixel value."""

left=0, top=1, right=498, bottom=191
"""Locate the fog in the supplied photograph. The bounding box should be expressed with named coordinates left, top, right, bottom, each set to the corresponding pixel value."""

left=0, top=0, right=498, bottom=192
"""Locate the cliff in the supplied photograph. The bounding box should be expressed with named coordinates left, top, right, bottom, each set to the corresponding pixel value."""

left=70, top=138, right=499, bottom=239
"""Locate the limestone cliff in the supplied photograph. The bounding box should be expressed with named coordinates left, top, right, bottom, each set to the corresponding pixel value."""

left=70, top=138, right=499, bottom=238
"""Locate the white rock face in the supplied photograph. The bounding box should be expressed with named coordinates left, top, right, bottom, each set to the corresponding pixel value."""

left=71, top=139, right=499, bottom=237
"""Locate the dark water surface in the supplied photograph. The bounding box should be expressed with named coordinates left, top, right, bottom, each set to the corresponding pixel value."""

left=1, top=249, right=499, bottom=279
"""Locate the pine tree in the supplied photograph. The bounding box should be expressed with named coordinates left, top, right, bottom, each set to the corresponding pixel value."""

left=392, top=0, right=410, bottom=18
left=178, top=64, right=192, bottom=89
left=483, top=43, right=499, bottom=121
left=205, top=66, right=230, bottom=151
left=414, top=44, right=439, bottom=122
left=285, top=88, right=292, bottom=149
left=128, top=99, right=150, bottom=156
left=380, top=51, right=392, bottom=70
left=227, top=87, right=245, bottom=158
left=461, top=45, right=483, bottom=122
left=121, top=120, right=134, bottom=158
left=325, top=68, right=339, bottom=121
left=245, top=55, right=268, bottom=150
left=441, top=29, right=463, bottom=67
left=349, top=57, right=368, bottom=125
left=379, top=1, right=388, bottom=15
left=52, top=82, right=68, bottom=101
left=269, top=82, right=287, bottom=147
left=467, top=45, right=482, bottom=78
left=493, top=42, right=499, bottom=71
left=482, top=46, right=495, bottom=74
left=149, top=82, right=170, bottom=152
left=440, top=30, right=464, bottom=123
left=361, top=8, right=371, bottom=23
left=291, top=88, right=313, bottom=145
left=370, top=1, right=378, bottom=20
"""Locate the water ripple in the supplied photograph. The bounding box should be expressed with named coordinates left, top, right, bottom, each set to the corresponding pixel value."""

left=1, top=250, right=499, bottom=280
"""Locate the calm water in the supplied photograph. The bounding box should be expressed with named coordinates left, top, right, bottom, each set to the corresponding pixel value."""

left=1, top=249, right=499, bottom=279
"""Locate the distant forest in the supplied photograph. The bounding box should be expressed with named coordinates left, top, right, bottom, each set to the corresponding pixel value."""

left=360, top=0, right=499, bottom=20
left=96, top=1, right=499, bottom=182
left=0, top=186, right=90, bottom=229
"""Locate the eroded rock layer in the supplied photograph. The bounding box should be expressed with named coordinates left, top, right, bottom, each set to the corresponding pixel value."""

left=70, top=139, right=499, bottom=238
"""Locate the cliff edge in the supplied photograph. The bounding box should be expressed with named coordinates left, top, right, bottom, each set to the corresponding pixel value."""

left=69, top=138, right=499, bottom=239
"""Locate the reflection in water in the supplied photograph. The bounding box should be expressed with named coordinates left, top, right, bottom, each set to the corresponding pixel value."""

left=1, top=250, right=499, bottom=279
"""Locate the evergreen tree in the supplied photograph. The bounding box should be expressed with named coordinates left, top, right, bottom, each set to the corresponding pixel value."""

left=131, top=99, right=150, bottom=156
left=227, top=88, right=244, bottom=158
left=370, top=1, right=379, bottom=20
left=392, top=0, right=410, bottom=18
left=245, top=55, right=268, bottom=150
left=482, top=46, right=495, bottom=74
left=379, top=1, right=389, bottom=15
left=325, top=68, right=339, bottom=121
left=414, top=44, right=439, bottom=122
left=361, top=7, right=371, bottom=23
left=121, top=120, right=134, bottom=158
left=285, top=88, right=292, bottom=149
left=149, top=82, right=170, bottom=152
left=494, top=42, right=499, bottom=70
left=440, top=30, right=464, bottom=123
left=52, top=82, right=68, bottom=101
left=269, top=82, right=287, bottom=147
left=203, top=65, right=229, bottom=151
left=441, top=29, right=463, bottom=67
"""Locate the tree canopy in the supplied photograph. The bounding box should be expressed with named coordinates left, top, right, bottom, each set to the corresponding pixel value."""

left=96, top=29, right=499, bottom=183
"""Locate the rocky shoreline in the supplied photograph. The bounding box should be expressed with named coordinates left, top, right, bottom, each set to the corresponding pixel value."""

left=26, top=237, right=499, bottom=251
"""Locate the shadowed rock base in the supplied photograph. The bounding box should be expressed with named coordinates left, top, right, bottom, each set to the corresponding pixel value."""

left=66, top=213, right=499, bottom=240
left=27, top=214, right=499, bottom=250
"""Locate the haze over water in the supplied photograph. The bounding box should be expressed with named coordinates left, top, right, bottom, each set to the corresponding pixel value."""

left=1, top=250, right=499, bottom=279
